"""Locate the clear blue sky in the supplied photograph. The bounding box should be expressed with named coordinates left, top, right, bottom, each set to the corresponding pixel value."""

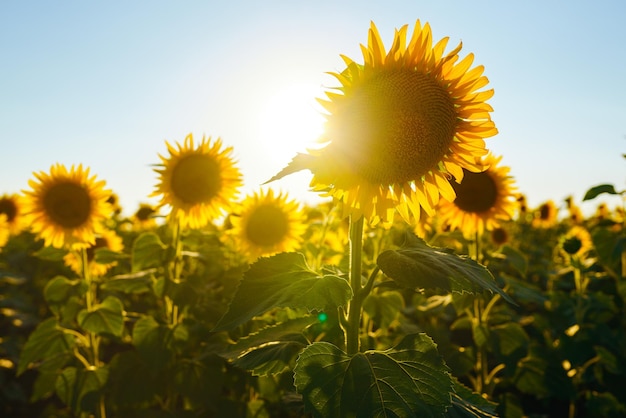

left=1, top=1, right=624, bottom=217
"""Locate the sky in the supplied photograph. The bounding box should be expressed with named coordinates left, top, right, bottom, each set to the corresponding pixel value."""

left=1, top=1, right=624, bottom=218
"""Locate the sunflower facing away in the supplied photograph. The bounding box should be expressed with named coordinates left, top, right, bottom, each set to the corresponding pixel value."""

left=229, top=189, right=307, bottom=261
left=269, top=20, right=497, bottom=225
left=437, top=154, right=517, bottom=238
left=64, top=228, right=124, bottom=277
left=152, top=134, right=243, bottom=229
left=0, top=193, right=26, bottom=236
left=22, top=164, right=111, bottom=249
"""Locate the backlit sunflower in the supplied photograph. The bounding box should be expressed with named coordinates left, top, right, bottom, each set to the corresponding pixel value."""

left=269, top=20, right=497, bottom=225
left=532, top=200, right=559, bottom=228
left=437, top=154, right=517, bottom=238
left=230, top=189, right=307, bottom=261
left=64, top=228, right=124, bottom=277
left=22, top=164, right=111, bottom=249
left=559, top=226, right=593, bottom=259
left=152, top=134, right=242, bottom=229
left=0, top=194, right=26, bottom=236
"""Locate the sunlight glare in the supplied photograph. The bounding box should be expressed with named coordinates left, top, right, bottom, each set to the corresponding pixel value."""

left=258, top=84, right=326, bottom=164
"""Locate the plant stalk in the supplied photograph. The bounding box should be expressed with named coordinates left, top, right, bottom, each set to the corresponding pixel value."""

left=345, top=215, right=364, bottom=356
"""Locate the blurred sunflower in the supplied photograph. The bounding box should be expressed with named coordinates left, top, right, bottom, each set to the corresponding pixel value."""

left=106, top=192, right=123, bottom=217
left=564, top=196, right=583, bottom=224
left=532, top=200, right=559, bottom=228
left=559, top=226, right=593, bottom=259
left=0, top=193, right=26, bottom=236
left=230, top=189, right=307, bottom=261
left=22, top=164, right=111, bottom=249
left=132, top=203, right=159, bottom=230
left=0, top=214, right=9, bottom=248
left=437, top=154, right=517, bottom=238
left=269, top=20, right=497, bottom=225
left=64, top=229, right=124, bottom=277
left=152, top=134, right=242, bottom=229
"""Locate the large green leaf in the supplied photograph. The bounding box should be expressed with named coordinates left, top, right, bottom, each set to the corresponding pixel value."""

left=55, top=366, right=108, bottom=415
left=583, top=183, right=619, bottom=201
left=17, top=317, right=75, bottom=375
left=377, top=234, right=515, bottom=305
left=132, top=232, right=166, bottom=272
left=294, top=333, right=453, bottom=418
left=213, top=252, right=352, bottom=331
left=233, top=339, right=307, bottom=376
left=447, top=377, right=498, bottom=417
left=44, top=276, right=87, bottom=305
left=77, top=296, right=125, bottom=337
left=101, top=270, right=154, bottom=294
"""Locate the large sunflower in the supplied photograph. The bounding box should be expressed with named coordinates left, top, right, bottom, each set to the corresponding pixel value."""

left=229, top=189, right=307, bottom=261
left=437, top=154, right=517, bottom=238
left=0, top=193, right=26, bottom=236
left=151, top=134, right=243, bottom=229
left=22, top=164, right=111, bottom=249
left=64, top=228, right=124, bottom=277
left=269, top=20, right=497, bottom=225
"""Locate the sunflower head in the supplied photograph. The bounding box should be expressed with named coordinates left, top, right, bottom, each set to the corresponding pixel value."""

left=22, top=164, right=111, bottom=249
left=0, top=194, right=26, bottom=236
left=229, top=189, right=307, bottom=261
left=151, top=134, right=243, bottom=229
left=131, top=203, right=159, bottom=230
left=270, top=20, right=497, bottom=226
left=437, top=154, right=517, bottom=238
left=0, top=214, right=9, bottom=248
left=64, top=228, right=124, bottom=277
left=532, top=200, right=559, bottom=228
left=559, top=226, right=593, bottom=259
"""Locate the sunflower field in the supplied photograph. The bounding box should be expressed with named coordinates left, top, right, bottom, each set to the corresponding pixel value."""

left=1, top=20, right=625, bottom=418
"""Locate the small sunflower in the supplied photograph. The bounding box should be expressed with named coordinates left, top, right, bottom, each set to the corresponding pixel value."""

left=22, top=164, right=111, bottom=249
left=532, top=200, right=559, bottom=228
left=230, top=189, right=307, bottom=261
left=131, top=203, right=159, bottom=230
left=269, top=20, right=497, bottom=225
left=437, top=154, right=517, bottom=238
left=64, top=228, right=124, bottom=277
left=559, top=226, right=593, bottom=259
left=151, top=134, right=243, bottom=229
left=0, top=214, right=9, bottom=248
left=0, top=193, right=26, bottom=236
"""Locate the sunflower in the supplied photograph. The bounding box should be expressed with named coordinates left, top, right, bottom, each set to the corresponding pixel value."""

left=229, top=189, right=307, bottom=261
left=64, top=228, right=124, bottom=277
left=22, top=164, right=111, bottom=249
left=0, top=193, right=26, bottom=236
left=532, top=200, right=559, bottom=228
left=0, top=214, right=9, bottom=248
left=269, top=20, right=497, bottom=225
left=151, top=134, right=243, bottom=229
left=437, top=154, right=517, bottom=238
left=131, top=203, right=159, bottom=230
left=559, top=226, right=593, bottom=259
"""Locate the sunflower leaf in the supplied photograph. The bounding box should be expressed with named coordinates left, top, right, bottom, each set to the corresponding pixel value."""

left=293, top=334, right=452, bottom=418
left=77, top=296, right=125, bottom=338
left=17, top=317, right=75, bottom=375
left=213, top=252, right=352, bottom=331
left=583, top=183, right=619, bottom=201
left=448, top=377, right=499, bottom=418
left=264, top=153, right=316, bottom=183
left=377, top=233, right=516, bottom=305
left=131, top=232, right=166, bottom=272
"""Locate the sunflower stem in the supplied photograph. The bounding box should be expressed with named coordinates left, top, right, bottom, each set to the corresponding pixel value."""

left=345, top=215, right=364, bottom=356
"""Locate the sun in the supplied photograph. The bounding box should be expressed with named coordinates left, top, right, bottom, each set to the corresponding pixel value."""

left=258, top=83, right=326, bottom=164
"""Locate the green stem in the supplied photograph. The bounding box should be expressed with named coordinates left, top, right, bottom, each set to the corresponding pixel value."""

left=166, top=218, right=183, bottom=325
left=345, top=215, right=364, bottom=356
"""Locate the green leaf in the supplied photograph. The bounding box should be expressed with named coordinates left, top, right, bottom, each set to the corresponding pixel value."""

left=101, top=270, right=154, bottom=294
left=77, top=296, right=125, bottom=337
left=294, top=333, right=452, bottom=418
left=499, top=245, right=528, bottom=276
left=17, top=318, right=75, bottom=375
left=377, top=234, right=516, bottom=305
left=132, top=316, right=182, bottom=370
left=491, top=322, right=529, bottom=357
left=132, top=232, right=166, bottom=272
left=583, top=184, right=619, bottom=201
left=363, top=291, right=404, bottom=329
left=94, top=247, right=129, bottom=264
left=213, top=252, right=352, bottom=331
left=44, top=276, right=86, bottom=305
left=55, top=366, right=108, bottom=415
left=33, top=246, right=68, bottom=261
left=448, top=377, right=498, bottom=417
left=234, top=339, right=307, bottom=376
